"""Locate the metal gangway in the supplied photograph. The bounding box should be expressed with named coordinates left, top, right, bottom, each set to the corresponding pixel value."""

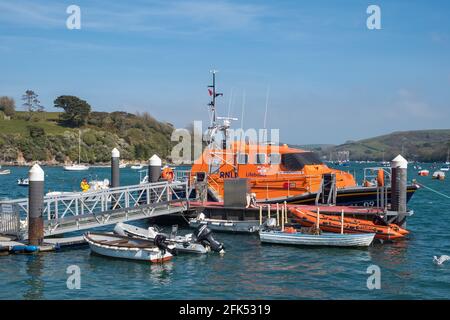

left=0, top=180, right=189, bottom=240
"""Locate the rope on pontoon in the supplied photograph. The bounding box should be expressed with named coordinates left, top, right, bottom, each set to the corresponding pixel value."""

left=415, top=182, right=450, bottom=199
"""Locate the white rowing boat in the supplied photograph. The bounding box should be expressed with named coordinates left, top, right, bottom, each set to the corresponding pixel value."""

left=84, top=232, right=174, bottom=263
left=259, top=229, right=375, bottom=247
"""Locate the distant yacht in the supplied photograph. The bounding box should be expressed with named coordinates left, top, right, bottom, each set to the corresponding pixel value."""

left=440, top=149, right=450, bottom=172
left=64, top=164, right=89, bottom=171
left=64, top=130, right=89, bottom=171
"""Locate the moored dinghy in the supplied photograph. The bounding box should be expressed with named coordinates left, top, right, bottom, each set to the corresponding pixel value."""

left=84, top=232, right=175, bottom=263
left=259, top=228, right=375, bottom=247
left=259, top=219, right=375, bottom=247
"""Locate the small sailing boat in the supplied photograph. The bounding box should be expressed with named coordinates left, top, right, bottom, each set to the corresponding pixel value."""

left=64, top=130, right=89, bottom=171
left=440, top=150, right=450, bottom=172
left=84, top=232, right=175, bottom=263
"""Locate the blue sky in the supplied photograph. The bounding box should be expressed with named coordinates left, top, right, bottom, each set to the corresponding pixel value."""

left=1, top=0, right=449, bottom=144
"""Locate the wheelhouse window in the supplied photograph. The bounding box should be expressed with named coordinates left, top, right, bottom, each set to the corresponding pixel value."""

left=237, top=153, right=249, bottom=165
left=256, top=153, right=266, bottom=164
left=281, top=152, right=322, bottom=171
left=269, top=153, right=281, bottom=165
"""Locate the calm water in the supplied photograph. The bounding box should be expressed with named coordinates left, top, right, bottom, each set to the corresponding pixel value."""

left=1, top=164, right=450, bottom=300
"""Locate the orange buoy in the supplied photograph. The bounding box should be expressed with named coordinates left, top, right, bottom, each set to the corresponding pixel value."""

left=161, top=167, right=174, bottom=181
left=377, top=169, right=385, bottom=187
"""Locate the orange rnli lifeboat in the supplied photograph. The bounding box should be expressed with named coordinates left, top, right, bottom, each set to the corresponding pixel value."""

left=289, top=207, right=408, bottom=241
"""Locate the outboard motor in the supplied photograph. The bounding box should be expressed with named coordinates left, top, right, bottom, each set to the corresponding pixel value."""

left=154, top=234, right=177, bottom=256
left=194, top=225, right=225, bottom=253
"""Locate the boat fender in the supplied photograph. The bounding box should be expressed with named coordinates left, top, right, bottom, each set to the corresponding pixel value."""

left=377, top=170, right=385, bottom=187
left=194, top=225, right=224, bottom=253
left=10, top=245, right=38, bottom=253
left=25, top=245, right=39, bottom=253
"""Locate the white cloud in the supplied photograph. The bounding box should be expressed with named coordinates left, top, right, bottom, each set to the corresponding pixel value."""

left=386, top=89, right=436, bottom=120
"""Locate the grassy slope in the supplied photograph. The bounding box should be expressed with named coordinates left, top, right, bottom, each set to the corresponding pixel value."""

left=0, top=111, right=68, bottom=135
left=0, top=111, right=173, bottom=163
left=326, top=129, right=450, bottom=161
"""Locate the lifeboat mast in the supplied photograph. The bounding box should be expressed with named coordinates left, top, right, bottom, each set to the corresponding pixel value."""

left=204, top=71, right=238, bottom=176
left=205, top=70, right=237, bottom=149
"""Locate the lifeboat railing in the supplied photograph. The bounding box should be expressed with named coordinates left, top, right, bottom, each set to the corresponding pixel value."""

left=363, top=167, right=392, bottom=209
left=208, top=151, right=238, bottom=172
left=207, top=175, right=223, bottom=201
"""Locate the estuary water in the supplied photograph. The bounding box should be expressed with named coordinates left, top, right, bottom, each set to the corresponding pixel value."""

left=0, top=164, right=450, bottom=300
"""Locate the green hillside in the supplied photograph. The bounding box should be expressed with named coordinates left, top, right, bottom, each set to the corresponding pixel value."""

left=322, top=130, right=450, bottom=162
left=0, top=111, right=174, bottom=164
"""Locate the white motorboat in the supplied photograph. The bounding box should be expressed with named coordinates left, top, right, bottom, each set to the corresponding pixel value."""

left=46, top=178, right=110, bottom=198
left=189, top=212, right=260, bottom=233
left=114, top=222, right=224, bottom=254
left=84, top=232, right=175, bottom=263
left=119, top=163, right=127, bottom=169
left=0, top=169, right=11, bottom=175
left=88, top=178, right=110, bottom=191
left=131, top=164, right=144, bottom=170
left=17, top=178, right=29, bottom=186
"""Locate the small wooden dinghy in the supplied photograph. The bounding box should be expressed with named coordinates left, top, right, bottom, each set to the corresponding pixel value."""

left=114, top=222, right=214, bottom=254
left=84, top=232, right=174, bottom=263
left=259, top=229, right=375, bottom=247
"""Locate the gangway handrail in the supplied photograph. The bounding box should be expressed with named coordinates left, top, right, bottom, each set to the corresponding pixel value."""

left=0, top=180, right=189, bottom=238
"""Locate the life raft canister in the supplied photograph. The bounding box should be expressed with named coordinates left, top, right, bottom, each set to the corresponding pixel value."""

left=377, top=169, right=385, bottom=187
left=161, top=167, right=174, bottom=181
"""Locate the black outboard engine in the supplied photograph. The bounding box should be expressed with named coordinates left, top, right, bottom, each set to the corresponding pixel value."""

left=194, top=225, right=224, bottom=253
left=154, top=234, right=177, bottom=256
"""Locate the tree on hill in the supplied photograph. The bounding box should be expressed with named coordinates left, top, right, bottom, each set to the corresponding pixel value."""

left=22, top=90, right=44, bottom=118
left=54, top=95, right=91, bottom=127
left=0, top=96, right=15, bottom=117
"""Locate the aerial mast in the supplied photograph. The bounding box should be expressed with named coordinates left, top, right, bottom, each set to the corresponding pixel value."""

left=208, top=70, right=223, bottom=128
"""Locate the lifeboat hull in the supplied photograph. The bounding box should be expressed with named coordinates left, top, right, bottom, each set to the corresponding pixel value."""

left=289, top=208, right=408, bottom=241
